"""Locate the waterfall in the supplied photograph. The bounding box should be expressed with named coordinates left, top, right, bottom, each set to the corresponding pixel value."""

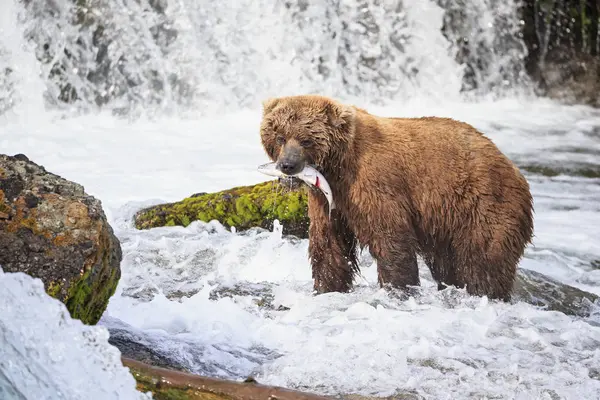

left=0, top=0, right=46, bottom=118
left=0, top=0, right=532, bottom=117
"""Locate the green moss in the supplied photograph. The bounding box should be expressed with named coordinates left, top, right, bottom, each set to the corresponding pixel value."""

left=134, top=181, right=311, bottom=238
left=180, top=215, right=190, bottom=226
left=65, top=270, right=93, bottom=318
left=63, top=233, right=120, bottom=325
left=46, top=281, right=62, bottom=299
left=0, top=189, right=13, bottom=221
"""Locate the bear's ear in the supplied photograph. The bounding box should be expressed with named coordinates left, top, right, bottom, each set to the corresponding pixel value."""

left=262, top=97, right=280, bottom=115
left=325, top=101, right=356, bottom=129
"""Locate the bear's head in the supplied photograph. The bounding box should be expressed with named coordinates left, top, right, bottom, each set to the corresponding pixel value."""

left=259, top=95, right=356, bottom=175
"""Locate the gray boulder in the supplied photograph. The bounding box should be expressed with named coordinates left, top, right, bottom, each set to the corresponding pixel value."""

left=0, top=154, right=121, bottom=325
left=513, top=268, right=599, bottom=318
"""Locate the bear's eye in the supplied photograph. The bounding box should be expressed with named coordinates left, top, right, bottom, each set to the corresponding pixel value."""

left=300, top=139, right=312, bottom=148
left=276, top=135, right=286, bottom=145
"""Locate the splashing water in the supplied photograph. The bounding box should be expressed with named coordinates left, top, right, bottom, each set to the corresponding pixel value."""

left=0, top=268, right=150, bottom=400
left=2, top=0, right=600, bottom=399
left=0, top=0, right=46, bottom=118
left=436, top=0, right=531, bottom=95
left=2, top=0, right=534, bottom=117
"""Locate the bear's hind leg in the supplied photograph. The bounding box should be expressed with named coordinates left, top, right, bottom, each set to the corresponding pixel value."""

left=370, top=233, right=420, bottom=290
left=425, top=247, right=460, bottom=291
left=453, top=242, right=517, bottom=302
left=308, top=192, right=359, bottom=294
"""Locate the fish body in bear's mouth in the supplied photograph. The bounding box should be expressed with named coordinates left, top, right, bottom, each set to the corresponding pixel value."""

left=257, top=162, right=335, bottom=218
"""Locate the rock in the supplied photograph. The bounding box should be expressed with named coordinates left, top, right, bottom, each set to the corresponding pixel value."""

left=122, top=357, right=331, bottom=400
left=539, top=49, right=600, bottom=108
left=518, top=163, right=600, bottom=179
left=519, top=1, right=600, bottom=108
left=104, top=315, right=282, bottom=381
left=209, top=282, right=290, bottom=311
left=0, top=154, right=121, bottom=325
left=105, top=318, right=191, bottom=373
left=512, top=268, right=599, bottom=317
left=134, top=180, right=310, bottom=238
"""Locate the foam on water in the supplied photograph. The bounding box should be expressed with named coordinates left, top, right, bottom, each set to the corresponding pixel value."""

left=101, top=202, right=600, bottom=399
left=0, top=268, right=150, bottom=400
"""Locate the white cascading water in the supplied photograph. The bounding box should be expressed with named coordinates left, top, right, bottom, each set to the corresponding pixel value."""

left=2, top=0, right=600, bottom=399
left=435, top=0, right=530, bottom=94
left=0, top=0, right=46, bottom=119
left=2, top=0, right=530, bottom=117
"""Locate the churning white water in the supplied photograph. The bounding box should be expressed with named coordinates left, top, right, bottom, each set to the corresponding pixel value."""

left=1, top=0, right=600, bottom=399
left=0, top=269, right=150, bottom=400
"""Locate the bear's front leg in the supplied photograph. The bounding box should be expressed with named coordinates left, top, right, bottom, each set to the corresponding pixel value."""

left=307, top=191, right=359, bottom=294
left=370, top=233, right=420, bottom=290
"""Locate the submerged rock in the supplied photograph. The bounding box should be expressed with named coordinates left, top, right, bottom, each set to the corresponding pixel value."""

left=537, top=49, right=600, bottom=108
left=107, top=324, right=188, bottom=373
left=134, top=180, right=310, bottom=238
left=518, top=163, right=600, bottom=179
left=104, top=314, right=282, bottom=382
left=513, top=268, right=599, bottom=317
left=0, top=154, right=121, bottom=325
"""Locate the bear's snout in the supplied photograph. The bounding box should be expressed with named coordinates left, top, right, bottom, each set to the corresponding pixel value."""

left=278, top=160, right=303, bottom=175
left=277, top=142, right=306, bottom=175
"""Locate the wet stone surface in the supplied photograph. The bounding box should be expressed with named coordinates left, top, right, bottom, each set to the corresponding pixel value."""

left=0, top=153, right=122, bottom=325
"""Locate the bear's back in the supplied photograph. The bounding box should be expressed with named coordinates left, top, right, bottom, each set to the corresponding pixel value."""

left=348, top=110, right=531, bottom=243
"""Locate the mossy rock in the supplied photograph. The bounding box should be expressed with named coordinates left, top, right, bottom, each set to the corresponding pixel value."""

left=133, top=369, right=226, bottom=400
left=0, top=154, right=121, bottom=325
left=135, top=180, right=310, bottom=238
left=123, top=357, right=330, bottom=400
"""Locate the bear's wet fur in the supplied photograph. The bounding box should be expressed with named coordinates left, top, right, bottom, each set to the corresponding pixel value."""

left=259, top=95, right=534, bottom=301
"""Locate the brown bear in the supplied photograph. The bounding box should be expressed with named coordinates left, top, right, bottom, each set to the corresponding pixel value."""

left=259, top=94, right=534, bottom=301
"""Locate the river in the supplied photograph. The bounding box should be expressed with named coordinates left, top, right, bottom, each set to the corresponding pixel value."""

left=1, top=0, right=600, bottom=399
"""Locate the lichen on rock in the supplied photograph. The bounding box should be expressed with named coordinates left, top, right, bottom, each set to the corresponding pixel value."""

left=0, top=153, right=121, bottom=325
left=134, top=180, right=310, bottom=238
